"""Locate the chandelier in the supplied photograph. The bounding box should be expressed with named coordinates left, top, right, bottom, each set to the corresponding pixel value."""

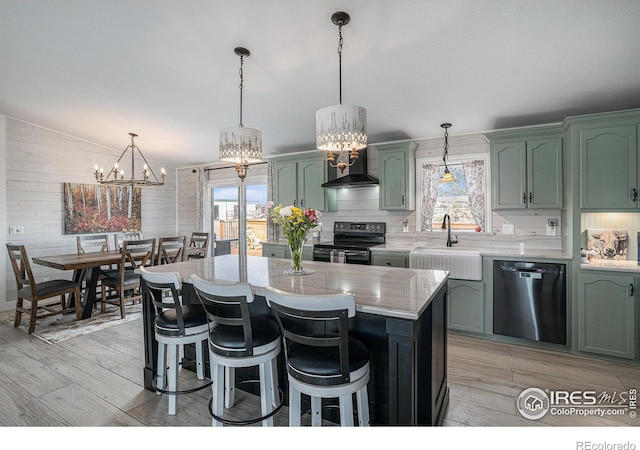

left=94, top=133, right=165, bottom=186
left=440, top=123, right=455, bottom=183
left=219, top=47, right=262, bottom=182
left=316, top=11, right=367, bottom=174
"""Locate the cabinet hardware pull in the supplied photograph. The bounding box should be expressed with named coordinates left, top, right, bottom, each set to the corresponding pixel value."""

left=300, top=199, right=304, bottom=207
left=293, top=200, right=297, bottom=207
left=522, top=193, right=526, bottom=204
left=529, top=192, right=533, bottom=203
left=630, top=284, right=634, bottom=296
left=633, top=189, right=638, bottom=202
left=401, top=195, right=405, bottom=205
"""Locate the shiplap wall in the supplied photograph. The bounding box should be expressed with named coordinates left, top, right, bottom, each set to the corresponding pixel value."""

left=2, top=117, right=177, bottom=312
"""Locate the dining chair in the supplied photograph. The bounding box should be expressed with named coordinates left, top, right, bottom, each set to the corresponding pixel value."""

left=101, top=238, right=156, bottom=318
left=113, top=231, right=142, bottom=250
left=139, top=268, right=211, bottom=415
left=186, top=232, right=210, bottom=260
left=6, top=244, right=82, bottom=334
left=264, top=286, right=371, bottom=427
left=157, top=236, right=187, bottom=265
left=76, top=234, right=112, bottom=303
left=190, top=274, right=283, bottom=426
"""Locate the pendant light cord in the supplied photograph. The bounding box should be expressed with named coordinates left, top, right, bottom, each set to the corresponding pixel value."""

left=337, top=23, right=343, bottom=104
left=443, top=126, right=449, bottom=168
left=239, top=53, right=244, bottom=127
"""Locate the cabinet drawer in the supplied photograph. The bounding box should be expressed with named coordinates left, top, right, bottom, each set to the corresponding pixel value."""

left=371, top=254, right=409, bottom=268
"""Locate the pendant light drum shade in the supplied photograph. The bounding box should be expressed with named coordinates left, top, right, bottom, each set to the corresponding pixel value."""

left=316, top=104, right=367, bottom=153
left=219, top=126, right=262, bottom=164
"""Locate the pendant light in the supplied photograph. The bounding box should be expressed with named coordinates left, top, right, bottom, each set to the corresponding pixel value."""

left=94, top=133, right=165, bottom=186
left=316, top=11, right=367, bottom=174
left=440, top=123, right=455, bottom=183
left=219, top=47, right=262, bottom=182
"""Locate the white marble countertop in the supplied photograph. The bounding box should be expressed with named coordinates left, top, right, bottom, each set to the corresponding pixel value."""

left=580, top=259, right=640, bottom=273
left=144, top=255, right=450, bottom=320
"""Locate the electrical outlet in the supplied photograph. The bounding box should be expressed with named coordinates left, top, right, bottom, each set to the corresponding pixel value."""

left=546, top=218, right=558, bottom=236
left=9, top=225, right=24, bottom=235
left=502, top=224, right=515, bottom=235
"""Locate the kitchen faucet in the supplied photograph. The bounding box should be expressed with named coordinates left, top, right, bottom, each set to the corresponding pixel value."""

left=442, top=214, right=458, bottom=247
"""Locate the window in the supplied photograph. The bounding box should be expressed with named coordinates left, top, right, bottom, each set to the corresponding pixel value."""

left=416, top=154, right=490, bottom=232
left=432, top=164, right=479, bottom=230
left=209, top=182, right=268, bottom=256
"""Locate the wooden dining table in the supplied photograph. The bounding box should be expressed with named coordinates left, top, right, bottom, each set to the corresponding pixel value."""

left=32, top=250, right=123, bottom=319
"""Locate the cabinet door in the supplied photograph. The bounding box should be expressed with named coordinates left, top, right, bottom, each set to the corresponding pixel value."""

left=580, top=125, right=638, bottom=210
left=274, top=161, right=298, bottom=207
left=379, top=150, right=408, bottom=210
left=371, top=252, right=409, bottom=268
left=527, top=138, right=563, bottom=209
left=577, top=272, right=636, bottom=360
left=448, top=280, right=484, bottom=333
left=298, top=156, right=326, bottom=210
left=491, top=141, right=527, bottom=209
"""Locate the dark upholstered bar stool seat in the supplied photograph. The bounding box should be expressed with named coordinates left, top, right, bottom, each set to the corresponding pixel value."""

left=190, top=274, right=282, bottom=427
left=139, top=268, right=210, bottom=416
left=264, top=286, right=370, bottom=427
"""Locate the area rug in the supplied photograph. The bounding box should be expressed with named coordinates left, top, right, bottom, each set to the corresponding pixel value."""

left=10, top=303, right=142, bottom=345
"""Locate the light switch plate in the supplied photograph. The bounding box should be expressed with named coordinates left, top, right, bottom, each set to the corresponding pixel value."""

left=502, top=224, right=515, bottom=235
left=9, top=225, right=24, bottom=235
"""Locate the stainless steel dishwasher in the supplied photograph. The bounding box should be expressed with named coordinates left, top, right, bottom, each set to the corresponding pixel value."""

left=493, top=260, right=566, bottom=345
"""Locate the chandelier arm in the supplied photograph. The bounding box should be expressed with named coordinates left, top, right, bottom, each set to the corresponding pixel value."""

left=134, top=146, right=163, bottom=182
left=103, top=146, right=130, bottom=180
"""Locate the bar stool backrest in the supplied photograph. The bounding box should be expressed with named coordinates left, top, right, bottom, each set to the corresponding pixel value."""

left=264, top=286, right=356, bottom=386
left=139, top=268, right=186, bottom=332
left=190, top=274, right=257, bottom=356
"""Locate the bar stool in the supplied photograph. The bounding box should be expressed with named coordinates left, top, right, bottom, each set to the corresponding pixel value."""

left=139, top=268, right=211, bottom=416
left=190, top=274, right=282, bottom=426
left=264, top=286, right=370, bottom=427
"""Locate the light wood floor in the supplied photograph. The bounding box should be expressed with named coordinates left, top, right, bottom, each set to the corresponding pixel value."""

left=0, top=311, right=638, bottom=427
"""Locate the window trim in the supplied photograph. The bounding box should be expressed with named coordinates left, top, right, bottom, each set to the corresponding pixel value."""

left=415, top=153, right=492, bottom=233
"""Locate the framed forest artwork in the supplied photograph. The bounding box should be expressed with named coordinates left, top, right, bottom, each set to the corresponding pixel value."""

left=63, top=183, right=141, bottom=234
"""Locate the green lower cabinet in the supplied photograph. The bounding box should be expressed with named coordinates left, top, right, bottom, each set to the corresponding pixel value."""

left=577, top=272, right=636, bottom=360
left=262, top=244, right=288, bottom=259
left=262, top=243, right=314, bottom=261
left=447, top=279, right=484, bottom=333
left=371, top=251, right=409, bottom=268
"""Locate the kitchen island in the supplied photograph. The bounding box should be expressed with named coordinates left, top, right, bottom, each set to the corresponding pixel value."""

left=141, top=255, right=450, bottom=426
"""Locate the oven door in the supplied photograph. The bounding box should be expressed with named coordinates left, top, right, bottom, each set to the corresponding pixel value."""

left=343, top=249, right=371, bottom=265
left=312, top=246, right=332, bottom=262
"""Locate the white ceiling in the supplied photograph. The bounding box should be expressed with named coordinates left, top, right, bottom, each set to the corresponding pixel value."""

left=1, top=0, right=639, bottom=168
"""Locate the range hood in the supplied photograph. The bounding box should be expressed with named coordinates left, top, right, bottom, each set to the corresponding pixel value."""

left=321, top=149, right=379, bottom=188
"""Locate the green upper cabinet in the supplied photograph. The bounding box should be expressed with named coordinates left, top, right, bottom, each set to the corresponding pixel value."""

left=579, top=124, right=638, bottom=210
left=487, top=127, right=563, bottom=210
left=376, top=142, right=416, bottom=210
left=272, top=152, right=337, bottom=212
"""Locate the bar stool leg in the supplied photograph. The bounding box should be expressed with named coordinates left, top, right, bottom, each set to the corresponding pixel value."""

left=356, top=387, right=370, bottom=426
left=311, top=396, right=322, bottom=426
left=339, top=395, right=354, bottom=426
left=195, top=341, right=204, bottom=380
left=224, top=367, right=235, bottom=408
left=167, top=344, right=179, bottom=415
left=156, top=343, right=166, bottom=394
left=258, top=361, right=274, bottom=426
left=212, top=361, right=225, bottom=427
left=270, top=357, right=279, bottom=408
left=289, top=384, right=301, bottom=427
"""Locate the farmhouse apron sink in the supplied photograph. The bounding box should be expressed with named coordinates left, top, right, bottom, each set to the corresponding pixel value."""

left=409, top=247, right=482, bottom=281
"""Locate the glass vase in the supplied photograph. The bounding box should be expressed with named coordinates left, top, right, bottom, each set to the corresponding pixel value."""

left=285, top=234, right=314, bottom=276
